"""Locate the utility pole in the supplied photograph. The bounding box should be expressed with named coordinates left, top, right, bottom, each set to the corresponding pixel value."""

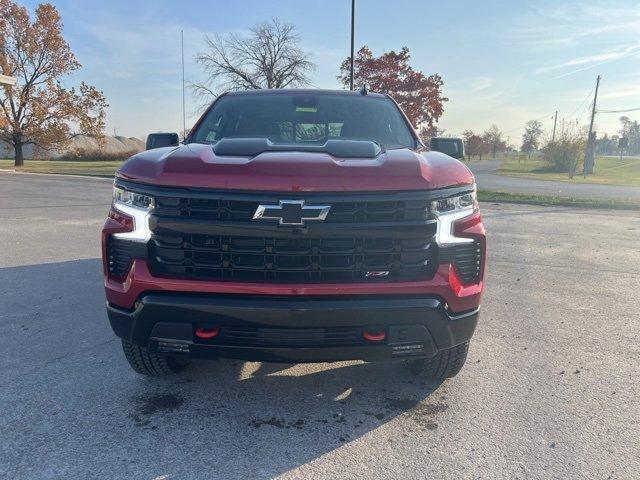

left=350, top=0, right=355, bottom=90
left=181, top=30, right=186, bottom=141
left=551, top=110, right=558, bottom=142
left=583, top=75, right=601, bottom=177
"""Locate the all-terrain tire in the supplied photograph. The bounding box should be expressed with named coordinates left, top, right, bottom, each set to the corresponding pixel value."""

left=410, top=342, right=470, bottom=379
left=121, top=340, right=189, bottom=376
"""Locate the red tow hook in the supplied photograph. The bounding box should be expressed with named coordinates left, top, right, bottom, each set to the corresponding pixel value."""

left=362, top=329, right=387, bottom=342
left=195, top=326, right=221, bottom=339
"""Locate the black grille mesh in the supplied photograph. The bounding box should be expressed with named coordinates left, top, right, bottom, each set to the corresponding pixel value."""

left=108, top=238, right=135, bottom=277
left=149, top=234, right=435, bottom=283
left=205, top=326, right=366, bottom=347
left=453, top=241, right=482, bottom=283
left=154, top=196, right=430, bottom=223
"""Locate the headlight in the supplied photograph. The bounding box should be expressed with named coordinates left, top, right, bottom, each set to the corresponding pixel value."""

left=112, top=185, right=154, bottom=242
left=431, top=190, right=476, bottom=216
left=113, top=186, right=154, bottom=210
left=432, top=187, right=477, bottom=245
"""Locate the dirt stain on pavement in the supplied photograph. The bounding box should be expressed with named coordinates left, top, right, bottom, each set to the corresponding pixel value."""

left=128, top=413, right=151, bottom=427
left=133, top=393, right=185, bottom=416
left=385, top=397, right=448, bottom=431
left=250, top=417, right=305, bottom=429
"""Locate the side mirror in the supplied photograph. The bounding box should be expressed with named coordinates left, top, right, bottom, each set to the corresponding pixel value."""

left=146, top=132, right=180, bottom=150
left=429, top=137, right=465, bottom=160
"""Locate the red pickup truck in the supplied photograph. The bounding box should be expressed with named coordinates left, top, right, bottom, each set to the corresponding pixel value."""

left=102, top=89, right=486, bottom=379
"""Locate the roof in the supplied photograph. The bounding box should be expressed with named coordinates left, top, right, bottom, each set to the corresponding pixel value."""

left=224, top=88, right=387, bottom=98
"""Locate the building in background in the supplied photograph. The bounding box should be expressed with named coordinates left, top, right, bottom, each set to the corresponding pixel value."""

left=0, top=74, right=17, bottom=86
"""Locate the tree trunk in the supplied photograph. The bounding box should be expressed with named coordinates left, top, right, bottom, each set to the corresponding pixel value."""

left=13, top=136, right=25, bottom=167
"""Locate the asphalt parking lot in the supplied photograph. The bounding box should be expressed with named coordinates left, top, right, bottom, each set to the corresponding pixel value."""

left=1, top=172, right=639, bottom=480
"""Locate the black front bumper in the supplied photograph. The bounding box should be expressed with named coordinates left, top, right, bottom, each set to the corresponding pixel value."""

left=107, top=294, right=479, bottom=363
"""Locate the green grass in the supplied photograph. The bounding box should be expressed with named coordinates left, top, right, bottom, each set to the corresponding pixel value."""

left=478, top=189, right=640, bottom=210
left=0, top=159, right=123, bottom=177
left=496, top=155, right=640, bottom=187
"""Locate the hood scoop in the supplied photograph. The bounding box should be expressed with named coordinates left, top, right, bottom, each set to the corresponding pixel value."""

left=213, top=138, right=382, bottom=159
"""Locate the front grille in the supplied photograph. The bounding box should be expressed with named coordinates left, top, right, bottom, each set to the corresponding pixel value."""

left=149, top=234, right=435, bottom=283
left=204, top=326, right=367, bottom=348
left=453, top=241, right=482, bottom=283
left=142, top=189, right=452, bottom=284
left=154, top=196, right=430, bottom=223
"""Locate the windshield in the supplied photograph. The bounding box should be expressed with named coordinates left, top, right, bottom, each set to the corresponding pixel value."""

left=191, top=93, right=416, bottom=150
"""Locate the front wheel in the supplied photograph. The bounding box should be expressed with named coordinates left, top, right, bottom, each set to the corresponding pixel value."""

left=121, top=340, right=190, bottom=376
left=409, top=342, right=470, bottom=379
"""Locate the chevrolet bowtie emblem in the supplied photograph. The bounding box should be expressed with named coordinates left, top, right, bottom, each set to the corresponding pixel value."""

left=253, top=200, right=331, bottom=226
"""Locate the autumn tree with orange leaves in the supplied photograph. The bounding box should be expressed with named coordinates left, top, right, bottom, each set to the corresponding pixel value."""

left=338, top=46, right=447, bottom=131
left=0, top=0, right=107, bottom=166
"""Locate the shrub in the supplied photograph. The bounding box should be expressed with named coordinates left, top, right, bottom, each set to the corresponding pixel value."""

left=541, top=133, right=586, bottom=176
left=53, top=148, right=140, bottom=162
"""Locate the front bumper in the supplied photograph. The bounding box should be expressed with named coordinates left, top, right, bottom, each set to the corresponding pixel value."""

left=107, top=293, right=479, bottom=363
left=105, top=259, right=484, bottom=313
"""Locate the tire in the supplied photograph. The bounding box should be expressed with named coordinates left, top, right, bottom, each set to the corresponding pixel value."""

left=121, top=340, right=190, bottom=376
left=409, top=342, right=470, bottom=379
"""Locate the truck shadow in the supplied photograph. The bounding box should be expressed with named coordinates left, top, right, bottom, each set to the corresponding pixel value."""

left=129, top=357, right=448, bottom=478
left=1, top=258, right=451, bottom=479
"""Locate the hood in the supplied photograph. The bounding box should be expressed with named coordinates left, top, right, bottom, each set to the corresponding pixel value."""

left=116, top=143, right=474, bottom=192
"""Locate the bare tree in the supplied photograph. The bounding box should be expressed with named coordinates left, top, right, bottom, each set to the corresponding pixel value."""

left=191, top=18, right=315, bottom=109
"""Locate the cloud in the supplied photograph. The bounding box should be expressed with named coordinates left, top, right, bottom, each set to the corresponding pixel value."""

left=511, top=2, right=640, bottom=48
left=600, top=85, right=640, bottom=100
left=468, top=77, right=493, bottom=93
left=446, top=76, right=494, bottom=98
left=547, top=50, right=640, bottom=80
left=536, top=45, right=640, bottom=74
left=79, top=22, right=214, bottom=81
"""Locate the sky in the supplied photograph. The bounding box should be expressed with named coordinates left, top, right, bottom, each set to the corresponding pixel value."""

left=20, top=0, right=640, bottom=144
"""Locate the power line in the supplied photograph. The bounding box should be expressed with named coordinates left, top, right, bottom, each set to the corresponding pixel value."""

left=568, top=84, right=596, bottom=118
left=501, top=111, right=554, bottom=136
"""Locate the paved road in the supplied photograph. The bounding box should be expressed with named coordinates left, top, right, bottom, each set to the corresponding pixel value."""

left=1, top=172, right=639, bottom=479
left=469, top=160, right=640, bottom=200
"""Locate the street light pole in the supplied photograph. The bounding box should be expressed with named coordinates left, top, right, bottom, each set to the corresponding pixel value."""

left=350, top=0, right=355, bottom=90
left=181, top=30, right=186, bottom=142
